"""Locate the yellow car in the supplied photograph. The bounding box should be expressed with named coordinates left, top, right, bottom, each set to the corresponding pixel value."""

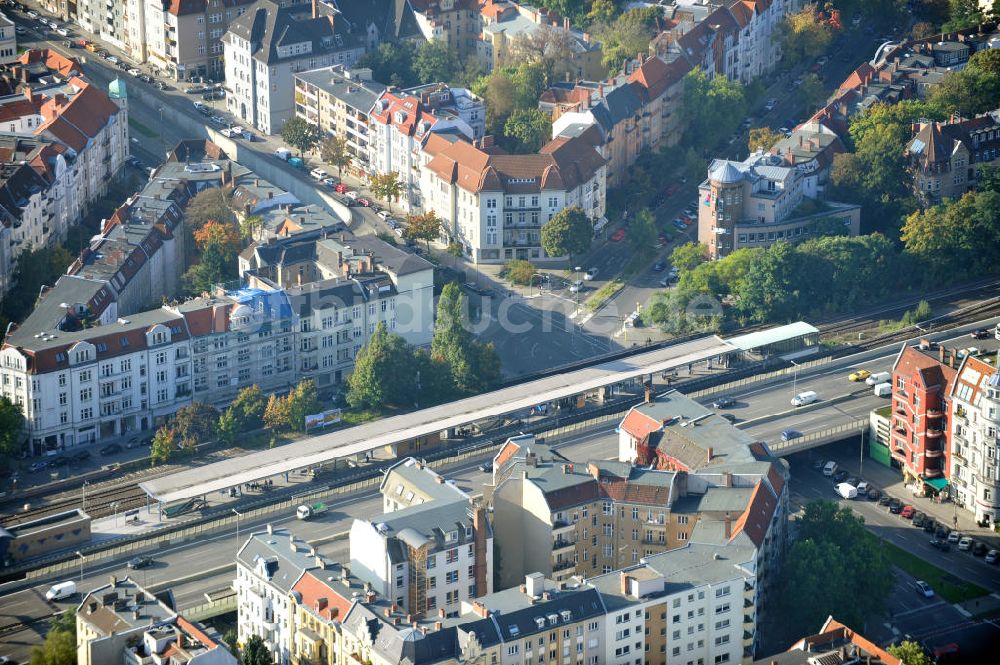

left=848, top=369, right=871, bottom=382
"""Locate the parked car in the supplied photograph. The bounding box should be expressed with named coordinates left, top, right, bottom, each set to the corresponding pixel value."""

left=888, top=499, right=902, bottom=514
left=877, top=494, right=892, bottom=506
left=712, top=396, right=735, bottom=408
left=832, top=469, right=849, bottom=482
left=100, top=443, right=123, bottom=456
left=929, top=538, right=950, bottom=551
left=584, top=267, right=598, bottom=280
left=811, top=459, right=826, bottom=471
left=922, top=519, right=936, bottom=533
left=972, top=541, right=988, bottom=557
left=127, top=556, right=154, bottom=569
left=357, top=197, right=371, bottom=207
left=652, top=259, right=667, bottom=272
left=781, top=429, right=802, bottom=442
left=28, top=461, right=47, bottom=472
left=377, top=210, right=391, bottom=220
left=47, top=456, right=68, bottom=468
left=322, top=177, right=337, bottom=188
left=610, top=228, right=625, bottom=242
left=569, top=280, right=584, bottom=293
left=309, top=167, right=328, bottom=180
left=764, top=98, right=778, bottom=112
left=914, top=580, right=934, bottom=598
left=986, top=549, right=999, bottom=564
left=958, top=536, right=973, bottom=551
left=478, top=462, right=493, bottom=473
left=970, top=329, right=990, bottom=339
left=947, top=531, right=962, bottom=544
left=912, top=513, right=925, bottom=527
left=900, top=505, right=915, bottom=519
left=72, top=450, right=91, bottom=463
left=345, top=190, right=359, bottom=200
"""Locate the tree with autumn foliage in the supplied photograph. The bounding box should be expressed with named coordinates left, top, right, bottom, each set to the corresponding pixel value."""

left=183, top=220, right=241, bottom=296
left=780, top=6, right=837, bottom=66
left=193, top=220, right=240, bottom=254
left=368, top=172, right=404, bottom=213
left=404, top=210, right=443, bottom=250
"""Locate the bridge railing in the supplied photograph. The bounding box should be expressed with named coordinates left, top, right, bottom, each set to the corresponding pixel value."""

left=767, top=418, right=868, bottom=454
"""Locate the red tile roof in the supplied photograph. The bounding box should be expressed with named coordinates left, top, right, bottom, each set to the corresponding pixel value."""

left=729, top=480, right=776, bottom=548
left=494, top=438, right=523, bottom=468
left=16, top=49, right=81, bottom=77
left=175, top=616, right=218, bottom=648
left=766, top=464, right=786, bottom=498
left=293, top=571, right=352, bottom=622
left=619, top=408, right=663, bottom=442
left=893, top=345, right=957, bottom=394
left=791, top=617, right=902, bottom=665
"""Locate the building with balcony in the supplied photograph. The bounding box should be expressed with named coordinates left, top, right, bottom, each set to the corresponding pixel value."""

left=949, top=353, right=1000, bottom=527
left=420, top=130, right=606, bottom=263
left=77, top=575, right=236, bottom=665
left=401, top=82, right=485, bottom=140
left=350, top=457, right=493, bottom=619
left=293, top=65, right=386, bottom=176
left=889, top=343, right=958, bottom=491
left=369, top=89, right=475, bottom=213
left=906, top=109, right=1000, bottom=206
left=409, top=0, right=479, bottom=60
left=697, top=151, right=861, bottom=260
left=144, top=0, right=259, bottom=82
left=223, top=0, right=364, bottom=135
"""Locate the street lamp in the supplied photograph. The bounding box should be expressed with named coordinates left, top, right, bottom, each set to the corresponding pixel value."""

left=111, top=501, right=120, bottom=526
left=789, top=360, right=801, bottom=397
left=529, top=273, right=544, bottom=297
left=82, top=481, right=88, bottom=513
left=75, top=551, right=86, bottom=583
left=233, top=507, right=242, bottom=552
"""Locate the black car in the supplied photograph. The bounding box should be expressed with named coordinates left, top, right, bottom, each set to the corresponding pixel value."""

left=478, top=461, right=493, bottom=473
left=970, top=329, right=990, bottom=339
left=929, top=538, right=951, bottom=551
left=845, top=476, right=860, bottom=488
left=878, top=494, right=893, bottom=506
left=72, top=450, right=91, bottom=463
left=127, top=556, right=154, bottom=569
left=867, top=488, right=881, bottom=501
left=721, top=413, right=738, bottom=423
left=972, top=541, right=989, bottom=557
left=712, top=396, right=735, bottom=409
left=935, top=526, right=949, bottom=539
left=889, top=500, right=902, bottom=514
left=812, top=459, right=825, bottom=471
left=912, top=512, right=926, bottom=527
left=652, top=259, right=667, bottom=272
left=47, top=456, right=68, bottom=468
left=833, top=469, right=849, bottom=482
left=100, top=443, right=123, bottom=456
left=923, top=519, right=937, bottom=533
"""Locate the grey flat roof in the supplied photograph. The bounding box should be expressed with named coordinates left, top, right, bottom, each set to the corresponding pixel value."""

left=725, top=321, right=818, bottom=351
left=140, top=335, right=734, bottom=503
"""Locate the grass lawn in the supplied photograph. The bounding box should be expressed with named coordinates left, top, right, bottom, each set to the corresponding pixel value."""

left=584, top=280, right=624, bottom=312
left=128, top=116, right=158, bottom=138
left=881, top=541, right=989, bottom=603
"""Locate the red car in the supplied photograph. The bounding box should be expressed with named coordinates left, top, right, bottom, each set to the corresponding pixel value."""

left=357, top=197, right=371, bottom=207
left=665, top=182, right=682, bottom=197
left=610, top=228, right=626, bottom=242
left=334, top=183, right=348, bottom=194
left=900, top=505, right=915, bottom=519
left=657, top=233, right=668, bottom=247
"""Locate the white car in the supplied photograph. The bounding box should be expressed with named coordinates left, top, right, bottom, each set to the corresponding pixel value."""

left=569, top=280, right=584, bottom=293
left=309, top=168, right=328, bottom=180
left=107, top=55, right=119, bottom=64
left=914, top=580, right=934, bottom=598
left=583, top=267, right=598, bottom=280
left=947, top=531, right=961, bottom=544
left=764, top=98, right=778, bottom=112
left=27, top=10, right=38, bottom=17
left=56, top=27, right=69, bottom=36
left=377, top=210, right=391, bottom=220
left=958, top=536, right=973, bottom=551
left=345, top=190, right=359, bottom=200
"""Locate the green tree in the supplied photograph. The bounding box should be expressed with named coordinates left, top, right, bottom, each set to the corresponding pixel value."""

left=929, top=48, right=1000, bottom=117
left=172, top=401, right=219, bottom=444
left=0, top=395, right=23, bottom=459
left=368, top=171, right=404, bottom=213
left=502, top=107, right=552, bottom=153
left=540, top=206, right=592, bottom=264
left=414, top=40, right=457, bottom=84
left=404, top=210, right=442, bottom=250
left=432, top=283, right=501, bottom=394
left=280, top=116, right=321, bottom=156
left=184, top=187, right=234, bottom=233
left=182, top=241, right=233, bottom=295
left=780, top=6, right=833, bottom=65
left=887, top=641, right=934, bottom=665
left=748, top=127, right=785, bottom=152
left=901, top=190, right=1000, bottom=280
left=239, top=214, right=265, bottom=243
left=263, top=393, right=291, bottom=431
left=482, top=72, right=518, bottom=137
left=943, top=0, right=983, bottom=31
left=29, top=609, right=76, bottom=665
left=681, top=68, right=747, bottom=153
left=798, top=73, right=827, bottom=114
left=357, top=41, right=418, bottom=88
left=776, top=500, right=893, bottom=641
left=150, top=427, right=175, bottom=466
left=230, top=384, right=267, bottom=432
left=285, top=379, right=320, bottom=433
left=504, top=259, right=536, bottom=285
left=347, top=322, right=417, bottom=409
left=669, top=242, right=708, bottom=273
left=216, top=408, right=238, bottom=447
left=241, top=635, right=271, bottom=665
left=628, top=209, right=657, bottom=253
left=733, top=242, right=802, bottom=324
left=412, top=348, right=457, bottom=407
left=319, top=136, right=350, bottom=176
left=593, top=6, right=661, bottom=74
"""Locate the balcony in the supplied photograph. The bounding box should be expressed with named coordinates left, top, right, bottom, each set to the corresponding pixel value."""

left=553, top=560, right=575, bottom=572
left=924, top=468, right=944, bottom=479
left=925, top=428, right=944, bottom=439
left=924, top=447, right=944, bottom=458
left=552, top=539, right=575, bottom=552
left=552, top=520, right=574, bottom=534
left=927, top=408, right=944, bottom=418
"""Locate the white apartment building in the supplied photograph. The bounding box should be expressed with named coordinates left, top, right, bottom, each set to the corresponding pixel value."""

left=368, top=90, right=475, bottom=213
left=236, top=526, right=330, bottom=665
left=0, top=307, right=194, bottom=455
left=949, top=355, right=1000, bottom=526
left=0, top=12, right=16, bottom=64
left=350, top=457, right=493, bottom=619
left=223, top=0, right=364, bottom=135
left=420, top=133, right=607, bottom=263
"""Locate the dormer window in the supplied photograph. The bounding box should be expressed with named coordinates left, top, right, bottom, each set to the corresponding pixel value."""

left=394, top=111, right=407, bottom=124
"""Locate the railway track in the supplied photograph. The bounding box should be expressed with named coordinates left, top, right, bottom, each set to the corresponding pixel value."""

left=0, top=483, right=146, bottom=526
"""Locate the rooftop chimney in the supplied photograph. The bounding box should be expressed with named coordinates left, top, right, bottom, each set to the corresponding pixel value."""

left=472, top=601, right=490, bottom=618
left=644, top=383, right=653, bottom=403
left=723, top=517, right=732, bottom=538
left=706, top=447, right=714, bottom=463
left=939, top=345, right=946, bottom=363
left=438, top=607, right=446, bottom=618
left=365, top=590, right=376, bottom=604
left=620, top=572, right=630, bottom=595
left=564, top=17, right=570, bottom=30
left=435, top=621, right=443, bottom=631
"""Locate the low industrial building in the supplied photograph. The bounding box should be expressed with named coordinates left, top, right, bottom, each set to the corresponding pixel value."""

left=0, top=508, right=91, bottom=564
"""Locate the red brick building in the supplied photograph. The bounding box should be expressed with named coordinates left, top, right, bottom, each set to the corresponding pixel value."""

left=889, top=344, right=958, bottom=490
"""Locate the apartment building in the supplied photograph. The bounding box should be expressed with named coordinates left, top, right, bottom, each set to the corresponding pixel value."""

left=420, top=132, right=607, bottom=263
left=223, top=0, right=364, bottom=135
left=0, top=12, right=16, bottom=64
left=368, top=89, right=475, bottom=212
left=889, top=344, right=957, bottom=490
left=409, top=0, right=479, bottom=60
left=0, top=51, right=128, bottom=251
left=697, top=151, right=861, bottom=260
left=768, top=121, right=846, bottom=198
left=293, top=65, right=387, bottom=175
left=402, top=82, right=486, bottom=140
left=906, top=109, right=1000, bottom=205
left=77, top=575, right=236, bottom=665
left=949, top=353, right=1000, bottom=527
left=76, top=0, right=128, bottom=51
left=477, top=0, right=603, bottom=80
left=236, top=526, right=331, bottom=665
left=143, top=0, right=258, bottom=82
left=350, top=457, right=492, bottom=619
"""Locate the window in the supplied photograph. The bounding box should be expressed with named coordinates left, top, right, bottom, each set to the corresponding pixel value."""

left=446, top=570, right=459, bottom=584
left=714, top=635, right=730, bottom=646
left=446, top=548, right=459, bottom=564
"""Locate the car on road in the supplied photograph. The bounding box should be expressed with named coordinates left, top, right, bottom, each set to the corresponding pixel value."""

left=100, top=443, right=123, bottom=456
left=334, top=183, right=349, bottom=194
left=923, top=519, right=936, bottom=533
left=672, top=219, right=687, bottom=230
left=877, top=493, right=892, bottom=505
left=127, top=67, right=141, bottom=76
left=721, top=414, right=737, bottom=423
left=929, top=538, right=950, bottom=551
left=652, top=259, right=667, bottom=272
left=107, top=55, right=119, bottom=64
left=357, top=197, right=371, bottom=207
left=845, top=476, right=860, bottom=488
left=478, top=462, right=493, bottom=473
left=811, top=459, right=826, bottom=471
left=914, top=580, right=934, bottom=598
left=210, top=115, right=226, bottom=125
left=72, top=450, right=91, bottom=463
left=832, top=469, right=849, bottom=482
left=958, top=536, right=973, bottom=551
left=26, top=9, right=37, bottom=17
left=900, top=505, right=915, bottom=519
left=569, top=280, right=584, bottom=293
left=56, top=27, right=69, bottom=36
left=848, top=369, right=871, bottom=382
left=28, top=461, right=47, bottom=472
left=345, top=190, right=358, bottom=199
left=321, top=177, right=337, bottom=188
left=47, top=456, right=68, bottom=468
left=610, top=228, right=625, bottom=242
left=888, top=499, right=902, bottom=514
left=986, top=549, right=999, bottom=564
left=584, top=267, right=598, bottom=280
left=712, top=396, right=735, bottom=408
left=764, top=98, right=778, bottom=112
left=781, top=429, right=802, bottom=442
left=970, top=328, right=990, bottom=339
left=972, top=541, right=988, bottom=557
left=309, top=167, right=328, bottom=180
left=947, top=531, right=961, bottom=544
left=912, top=512, right=926, bottom=527
left=856, top=481, right=870, bottom=495
left=867, top=488, right=881, bottom=501
left=377, top=210, right=391, bottom=220
left=127, top=556, right=154, bottom=569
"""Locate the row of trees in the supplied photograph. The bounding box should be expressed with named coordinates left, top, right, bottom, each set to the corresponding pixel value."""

left=149, top=382, right=319, bottom=465
left=347, top=283, right=501, bottom=410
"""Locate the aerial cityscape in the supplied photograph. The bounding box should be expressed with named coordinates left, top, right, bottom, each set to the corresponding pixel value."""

left=0, top=0, right=999, bottom=664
